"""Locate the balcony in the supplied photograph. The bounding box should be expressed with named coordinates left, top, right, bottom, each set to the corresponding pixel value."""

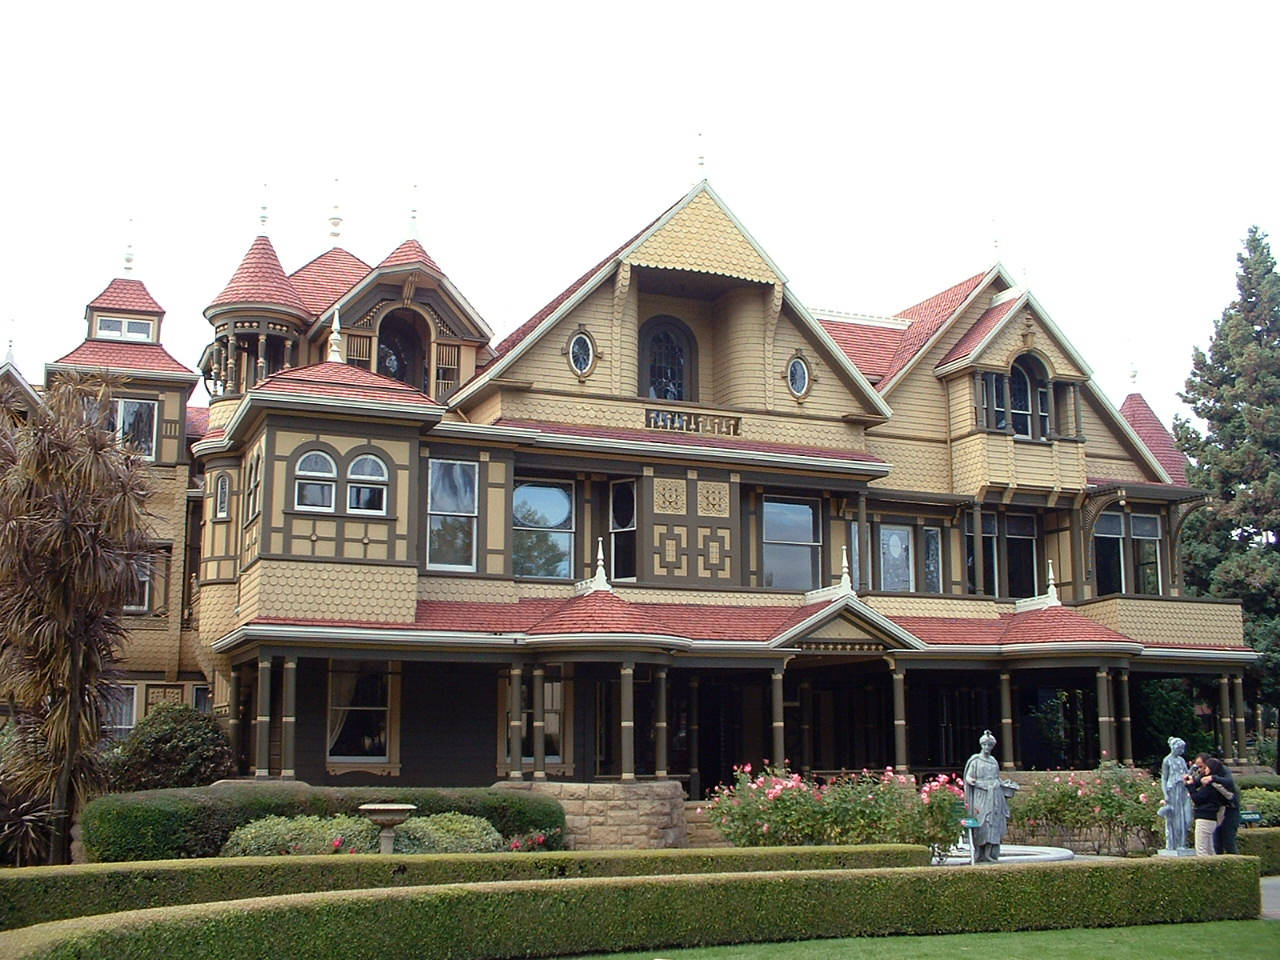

left=951, top=432, right=1086, bottom=496
left=1074, top=595, right=1243, bottom=649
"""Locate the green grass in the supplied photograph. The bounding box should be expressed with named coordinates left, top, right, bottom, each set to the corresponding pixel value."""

left=578, top=920, right=1280, bottom=960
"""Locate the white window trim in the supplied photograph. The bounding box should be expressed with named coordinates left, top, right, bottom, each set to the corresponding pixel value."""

left=325, top=660, right=401, bottom=776
left=113, top=398, right=158, bottom=461
left=879, top=523, right=916, bottom=592
left=427, top=459, right=479, bottom=571
left=1131, top=514, right=1162, bottom=594
left=347, top=454, right=389, bottom=517
left=294, top=451, right=337, bottom=513
left=105, top=684, right=139, bottom=739
left=1095, top=512, right=1126, bottom=594
left=213, top=474, right=230, bottom=520
left=96, top=315, right=153, bottom=341
left=124, top=560, right=151, bottom=614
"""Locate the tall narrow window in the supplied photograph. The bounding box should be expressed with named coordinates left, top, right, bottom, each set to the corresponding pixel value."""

left=427, top=460, right=478, bottom=570
left=640, top=317, right=696, bottom=402
left=513, top=480, right=574, bottom=579
left=348, top=454, right=388, bottom=515
left=848, top=521, right=861, bottom=590
left=124, top=558, right=151, bottom=614
left=294, top=451, right=336, bottom=512
left=214, top=475, right=230, bottom=520
left=327, top=660, right=390, bottom=762
left=965, top=512, right=998, bottom=595
left=1093, top=512, right=1125, bottom=595
left=1010, top=367, right=1033, bottom=438
left=112, top=398, right=157, bottom=459
left=610, top=479, right=637, bottom=580
left=762, top=497, right=820, bottom=590
left=1006, top=514, right=1038, bottom=598
left=1132, top=514, right=1162, bottom=595
left=245, top=453, right=262, bottom=519
left=104, top=685, right=137, bottom=739
left=982, top=373, right=1007, bottom=431
left=879, top=524, right=915, bottom=592
left=922, top=526, right=943, bottom=593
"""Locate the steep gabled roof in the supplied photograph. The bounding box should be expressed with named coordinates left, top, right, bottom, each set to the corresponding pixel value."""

left=251, top=361, right=441, bottom=408
left=50, top=340, right=196, bottom=377
left=88, top=278, right=164, bottom=315
left=186, top=405, right=210, bottom=439
left=209, top=236, right=309, bottom=314
left=377, top=239, right=443, bottom=273
left=882, top=269, right=991, bottom=383
left=1120, top=393, right=1189, bottom=485
left=817, top=319, right=905, bottom=382
left=288, top=248, right=371, bottom=316
left=935, top=295, right=1024, bottom=368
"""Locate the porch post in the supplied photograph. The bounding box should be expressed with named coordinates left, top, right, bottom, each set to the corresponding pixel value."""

left=688, top=674, right=701, bottom=800
left=1117, top=668, right=1133, bottom=766
left=771, top=668, right=785, bottom=768
left=254, top=654, right=271, bottom=779
left=1232, top=674, right=1247, bottom=763
left=532, top=665, right=546, bottom=780
left=892, top=666, right=909, bottom=772
left=1001, top=376, right=1013, bottom=434
left=655, top=668, right=668, bottom=779
left=507, top=665, right=523, bottom=780
left=1095, top=668, right=1114, bottom=762
left=999, top=672, right=1015, bottom=770
left=226, top=670, right=241, bottom=771
left=799, top=680, right=813, bottom=775
left=972, top=503, right=985, bottom=595
left=256, top=333, right=267, bottom=383
left=620, top=662, right=636, bottom=781
left=281, top=655, right=297, bottom=779
left=1218, top=674, right=1232, bottom=758
left=857, top=492, right=870, bottom=593
left=1072, top=383, right=1084, bottom=438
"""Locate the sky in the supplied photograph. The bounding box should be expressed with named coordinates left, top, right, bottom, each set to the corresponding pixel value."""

left=3, top=1, right=1277, bottom=428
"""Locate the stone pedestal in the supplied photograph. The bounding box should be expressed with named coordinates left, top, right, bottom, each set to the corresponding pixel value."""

left=497, top=780, right=687, bottom=850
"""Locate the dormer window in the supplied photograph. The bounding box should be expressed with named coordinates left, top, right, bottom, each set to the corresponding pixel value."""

left=980, top=354, right=1054, bottom=439
left=640, top=316, right=697, bottom=402
left=97, top=315, right=153, bottom=341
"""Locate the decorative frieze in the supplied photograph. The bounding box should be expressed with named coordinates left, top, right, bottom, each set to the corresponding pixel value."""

left=696, top=481, right=730, bottom=518
left=645, top=408, right=741, bottom=436
left=652, top=478, right=687, bottom=515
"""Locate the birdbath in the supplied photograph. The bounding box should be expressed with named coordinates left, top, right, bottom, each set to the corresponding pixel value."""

left=358, top=803, right=417, bottom=854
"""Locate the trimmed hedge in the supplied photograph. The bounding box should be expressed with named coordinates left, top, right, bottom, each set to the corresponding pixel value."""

left=1241, top=788, right=1280, bottom=826
left=0, top=857, right=1260, bottom=960
left=1237, top=773, right=1280, bottom=791
left=0, top=844, right=927, bottom=930
left=81, top=783, right=565, bottom=861
left=1238, top=826, right=1280, bottom=875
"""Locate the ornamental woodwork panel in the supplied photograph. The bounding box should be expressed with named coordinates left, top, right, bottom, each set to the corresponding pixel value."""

left=652, top=524, right=689, bottom=576
left=697, top=481, right=730, bottom=517
left=652, top=478, right=687, bottom=515
left=696, top=526, right=733, bottom=579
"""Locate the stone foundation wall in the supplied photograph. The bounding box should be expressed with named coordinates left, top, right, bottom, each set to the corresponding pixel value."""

left=497, top=781, right=687, bottom=850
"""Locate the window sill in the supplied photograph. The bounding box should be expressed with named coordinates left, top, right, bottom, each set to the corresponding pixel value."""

left=326, top=761, right=400, bottom=777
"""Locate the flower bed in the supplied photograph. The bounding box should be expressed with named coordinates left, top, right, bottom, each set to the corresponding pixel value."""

left=1007, top=763, right=1163, bottom=855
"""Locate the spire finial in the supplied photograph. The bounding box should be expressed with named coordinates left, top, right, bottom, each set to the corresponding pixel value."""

left=259, top=183, right=269, bottom=231
left=327, top=309, right=343, bottom=362
left=409, top=183, right=419, bottom=238
left=696, top=131, right=704, bottom=179
left=1128, top=363, right=1138, bottom=388
left=5, top=320, right=14, bottom=366
left=1046, top=559, right=1060, bottom=605
left=123, top=217, right=135, bottom=274
left=840, top=544, right=853, bottom=593
left=328, top=178, right=342, bottom=240
left=588, top=537, right=612, bottom=592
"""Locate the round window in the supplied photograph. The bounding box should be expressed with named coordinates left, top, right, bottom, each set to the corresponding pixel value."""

left=569, top=332, right=594, bottom=376
left=787, top=356, right=810, bottom=398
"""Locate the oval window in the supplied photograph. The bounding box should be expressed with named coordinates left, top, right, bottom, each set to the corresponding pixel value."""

left=787, top=356, right=810, bottom=398
left=569, top=332, right=594, bottom=376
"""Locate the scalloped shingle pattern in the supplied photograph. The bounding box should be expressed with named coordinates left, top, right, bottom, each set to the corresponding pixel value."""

left=289, top=247, right=371, bottom=317
left=210, top=236, right=308, bottom=313
left=88, top=278, right=164, bottom=314
left=626, top=191, right=777, bottom=283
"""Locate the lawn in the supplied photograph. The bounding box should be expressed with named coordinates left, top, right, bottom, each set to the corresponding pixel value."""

left=579, top=920, right=1279, bottom=960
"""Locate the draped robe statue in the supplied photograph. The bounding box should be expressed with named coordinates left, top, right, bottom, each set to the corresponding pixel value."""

left=963, top=729, right=1018, bottom=863
left=1158, top=737, right=1193, bottom=853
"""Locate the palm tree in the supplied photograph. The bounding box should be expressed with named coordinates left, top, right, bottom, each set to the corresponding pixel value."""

left=0, top=374, right=153, bottom=864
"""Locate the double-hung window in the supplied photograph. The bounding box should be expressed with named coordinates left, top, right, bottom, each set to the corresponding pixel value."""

left=294, top=452, right=336, bottom=512
left=1093, top=512, right=1125, bottom=595
left=348, top=455, right=388, bottom=515
left=327, top=660, right=390, bottom=763
left=879, top=524, right=915, bottom=592
left=762, top=497, right=821, bottom=590
left=513, top=479, right=574, bottom=579
left=610, top=479, right=637, bottom=580
left=1132, top=515, right=1162, bottom=594
left=427, top=460, right=478, bottom=570
left=104, top=685, right=137, bottom=739
left=112, top=398, right=157, bottom=460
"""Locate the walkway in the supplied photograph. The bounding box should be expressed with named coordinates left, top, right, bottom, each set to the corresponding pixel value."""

left=1262, top=876, right=1280, bottom=920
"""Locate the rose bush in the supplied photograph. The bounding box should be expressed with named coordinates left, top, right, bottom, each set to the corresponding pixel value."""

left=1009, top=761, right=1162, bottom=855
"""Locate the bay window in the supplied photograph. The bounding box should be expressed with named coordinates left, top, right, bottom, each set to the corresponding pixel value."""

left=1094, top=511, right=1163, bottom=596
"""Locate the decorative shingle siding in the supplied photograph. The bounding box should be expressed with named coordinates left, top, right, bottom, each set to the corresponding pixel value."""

left=1077, top=597, right=1244, bottom=648
left=625, top=191, right=778, bottom=284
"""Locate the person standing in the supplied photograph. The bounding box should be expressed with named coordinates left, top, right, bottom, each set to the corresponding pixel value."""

left=1197, top=755, right=1239, bottom=854
left=1184, top=755, right=1226, bottom=856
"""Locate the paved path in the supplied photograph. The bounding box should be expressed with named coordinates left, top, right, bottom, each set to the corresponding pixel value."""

left=1262, top=876, right=1280, bottom=920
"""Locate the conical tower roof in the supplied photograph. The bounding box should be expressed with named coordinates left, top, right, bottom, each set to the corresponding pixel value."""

left=208, top=236, right=309, bottom=316
left=88, top=277, right=164, bottom=315
left=377, top=238, right=443, bottom=274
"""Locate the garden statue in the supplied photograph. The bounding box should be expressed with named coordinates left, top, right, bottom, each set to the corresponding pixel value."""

left=963, top=729, right=1019, bottom=862
left=1158, top=736, right=1193, bottom=854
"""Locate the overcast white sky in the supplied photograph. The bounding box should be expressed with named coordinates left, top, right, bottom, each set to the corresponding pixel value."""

left=3, top=2, right=1276, bottom=428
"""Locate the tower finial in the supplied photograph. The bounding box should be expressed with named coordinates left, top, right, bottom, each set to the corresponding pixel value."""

left=589, top=537, right=612, bottom=592
left=696, top=131, right=704, bottom=179
left=409, top=183, right=419, bottom=237
left=5, top=319, right=14, bottom=366
left=1128, top=362, right=1138, bottom=388
left=327, top=309, right=343, bottom=362
left=1046, top=558, right=1060, bottom=605
left=123, top=217, right=135, bottom=274
left=840, top=544, right=852, bottom=593
left=259, top=183, right=269, bottom=231
left=329, top=178, right=342, bottom=240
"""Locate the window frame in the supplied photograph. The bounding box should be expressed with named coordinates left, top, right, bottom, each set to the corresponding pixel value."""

left=427, top=459, right=479, bottom=572
left=294, top=450, right=337, bottom=513
left=786, top=353, right=811, bottom=400
left=347, top=453, right=389, bottom=517
left=639, top=315, right=697, bottom=402
left=112, top=397, right=158, bottom=461
left=245, top=453, right=262, bottom=522
left=761, top=495, right=822, bottom=591
left=325, top=659, right=401, bottom=776
left=96, top=315, right=154, bottom=341
left=104, top=684, right=138, bottom=739
left=610, top=478, right=638, bottom=581
left=1005, top=513, right=1039, bottom=598
left=512, top=477, right=576, bottom=580
left=1131, top=513, right=1162, bottom=595
left=124, top=557, right=151, bottom=615
left=922, top=525, right=944, bottom=594
left=213, top=474, right=230, bottom=520
left=1093, top=511, right=1126, bottom=596
left=878, top=523, right=916, bottom=593
left=497, top=665, right=575, bottom=776
left=566, top=329, right=597, bottom=380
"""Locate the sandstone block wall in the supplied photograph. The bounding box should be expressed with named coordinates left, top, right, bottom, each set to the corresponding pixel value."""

left=497, top=780, right=687, bottom=850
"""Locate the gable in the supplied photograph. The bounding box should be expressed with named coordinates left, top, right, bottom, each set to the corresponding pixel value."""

left=808, top=613, right=880, bottom=642
left=625, top=190, right=780, bottom=285
left=770, top=305, right=885, bottom=419
left=966, top=304, right=1088, bottom=381
left=1080, top=388, right=1164, bottom=483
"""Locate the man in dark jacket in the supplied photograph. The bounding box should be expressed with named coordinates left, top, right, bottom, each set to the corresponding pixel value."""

left=1197, top=754, right=1239, bottom=854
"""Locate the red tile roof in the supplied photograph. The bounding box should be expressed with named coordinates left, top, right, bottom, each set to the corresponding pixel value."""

left=88, top=278, right=164, bottom=315
left=52, top=340, right=196, bottom=376
left=251, top=361, right=440, bottom=408
left=895, top=606, right=1134, bottom=646
left=289, top=247, right=371, bottom=316
left=186, top=405, right=210, bottom=438
left=528, top=590, right=681, bottom=636
left=881, top=270, right=990, bottom=383
left=377, top=239, right=443, bottom=274
left=818, top=319, right=905, bottom=381
left=492, top=418, right=884, bottom=465
left=210, top=236, right=309, bottom=313
left=1120, top=393, right=1188, bottom=485
left=936, top=297, right=1021, bottom=368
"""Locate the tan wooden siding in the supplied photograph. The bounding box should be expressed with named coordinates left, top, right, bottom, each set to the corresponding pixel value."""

left=625, top=190, right=778, bottom=284
left=1077, top=597, right=1243, bottom=648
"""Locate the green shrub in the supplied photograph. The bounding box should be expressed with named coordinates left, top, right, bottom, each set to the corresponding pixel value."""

left=1010, top=763, right=1163, bottom=855
left=1238, top=826, right=1280, bottom=875
left=392, top=813, right=501, bottom=854
left=1238, top=772, right=1280, bottom=791
left=0, top=844, right=927, bottom=930
left=0, top=857, right=1259, bottom=959
left=504, top=825, right=565, bottom=852
left=102, top=704, right=234, bottom=792
left=221, top=815, right=378, bottom=856
left=1241, top=788, right=1280, bottom=826
left=81, top=783, right=565, bottom=861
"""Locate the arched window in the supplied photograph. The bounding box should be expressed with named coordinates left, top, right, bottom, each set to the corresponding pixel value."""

left=982, top=355, right=1054, bottom=439
left=245, top=453, right=262, bottom=519
left=639, top=316, right=697, bottom=402
left=214, top=475, right=230, bottom=520
left=295, top=451, right=336, bottom=512
left=376, top=308, right=429, bottom=392
left=1010, top=365, right=1032, bottom=437
left=348, top=454, right=389, bottom=515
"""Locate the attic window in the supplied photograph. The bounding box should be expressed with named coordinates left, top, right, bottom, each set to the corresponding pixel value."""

left=786, top=355, right=811, bottom=399
left=97, top=316, right=153, bottom=342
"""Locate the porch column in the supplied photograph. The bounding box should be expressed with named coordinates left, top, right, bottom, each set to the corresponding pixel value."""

left=999, top=672, right=1015, bottom=770
left=654, top=668, right=668, bottom=779
left=771, top=668, right=785, bottom=767
left=1117, top=669, right=1134, bottom=766
left=857, top=492, right=870, bottom=593
left=1045, top=380, right=1057, bottom=438
left=688, top=674, right=701, bottom=800
left=1095, top=668, right=1114, bottom=762
left=972, top=503, right=985, bottom=595
left=226, top=670, right=241, bottom=769
left=1232, top=675, right=1247, bottom=763
left=281, top=655, right=297, bottom=779
left=256, top=333, right=267, bottom=383
left=507, top=665, right=523, bottom=780
left=799, top=680, right=813, bottom=775
left=1218, top=674, right=1232, bottom=757
left=226, top=336, right=239, bottom=394
left=254, top=654, right=271, bottom=779
left=1072, top=383, right=1084, bottom=438
left=620, top=662, right=636, bottom=781
left=532, top=665, right=546, bottom=780
left=892, top=667, right=909, bottom=772
left=1001, top=376, right=1013, bottom=434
